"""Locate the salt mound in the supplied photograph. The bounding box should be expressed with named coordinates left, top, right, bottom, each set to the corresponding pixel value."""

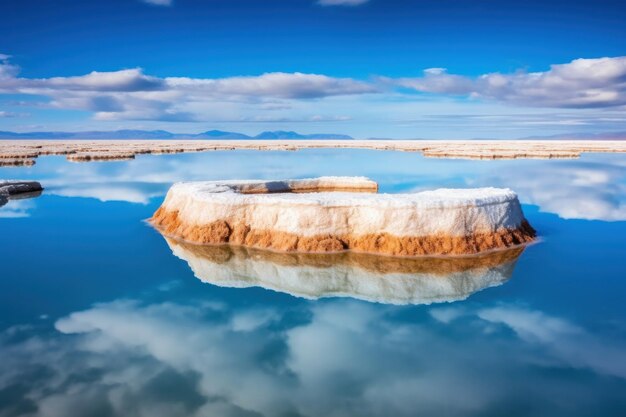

left=151, top=177, right=535, bottom=256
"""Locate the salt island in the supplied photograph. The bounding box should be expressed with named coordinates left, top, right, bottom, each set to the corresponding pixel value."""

left=151, top=177, right=535, bottom=256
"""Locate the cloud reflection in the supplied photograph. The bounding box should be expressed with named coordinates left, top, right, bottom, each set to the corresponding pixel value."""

left=0, top=192, right=41, bottom=217
left=1, top=297, right=625, bottom=417
left=472, top=160, right=626, bottom=221
left=4, top=151, right=626, bottom=221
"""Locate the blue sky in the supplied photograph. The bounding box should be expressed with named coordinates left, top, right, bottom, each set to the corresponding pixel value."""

left=1, top=0, right=625, bottom=138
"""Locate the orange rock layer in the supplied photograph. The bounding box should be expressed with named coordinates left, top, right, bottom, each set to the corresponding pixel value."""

left=151, top=207, right=536, bottom=256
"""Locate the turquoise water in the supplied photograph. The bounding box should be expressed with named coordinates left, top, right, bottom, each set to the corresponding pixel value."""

left=1, top=149, right=626, bottom=417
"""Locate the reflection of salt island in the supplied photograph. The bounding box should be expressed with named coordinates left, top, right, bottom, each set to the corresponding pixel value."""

left=152, top=177, right=535, bottom=256
left=164, top=237, right=525, bottom=304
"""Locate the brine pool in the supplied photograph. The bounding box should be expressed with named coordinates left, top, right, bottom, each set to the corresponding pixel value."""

left=1, top=149, right=626, bottom=417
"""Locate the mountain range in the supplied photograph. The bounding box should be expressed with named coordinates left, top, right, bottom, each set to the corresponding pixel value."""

left=1, top=129, right=624, bottom=140
left=0, top=130, right=353, bottom=140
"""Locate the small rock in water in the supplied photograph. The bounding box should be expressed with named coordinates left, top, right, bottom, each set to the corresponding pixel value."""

left=0, top=180, right=43, bottom=196
left=0, top=180, right=43, bottom=207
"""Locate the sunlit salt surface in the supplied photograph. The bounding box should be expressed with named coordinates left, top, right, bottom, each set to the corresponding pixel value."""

left=1, top=149, right=626, bottom=417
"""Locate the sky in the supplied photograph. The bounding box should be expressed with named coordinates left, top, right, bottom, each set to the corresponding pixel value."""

left=0, top=0, right=625, bottom=138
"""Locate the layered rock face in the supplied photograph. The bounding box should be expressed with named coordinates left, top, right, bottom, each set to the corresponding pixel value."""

left=163, top=237, right=524, bottom=304
left=151, top=177, right=536, bottom=256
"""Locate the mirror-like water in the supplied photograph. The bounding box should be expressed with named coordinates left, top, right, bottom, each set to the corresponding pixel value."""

left=1, top=149, right=626, bottom=417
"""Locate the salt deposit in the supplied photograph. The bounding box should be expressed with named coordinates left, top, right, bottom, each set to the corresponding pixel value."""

left=152, top=177, right=535, bottom=256
left=1, top=139, right=624, bottom=162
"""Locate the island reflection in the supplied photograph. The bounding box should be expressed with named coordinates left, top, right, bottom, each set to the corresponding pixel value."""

left=163, top=236, right=526, bottom=304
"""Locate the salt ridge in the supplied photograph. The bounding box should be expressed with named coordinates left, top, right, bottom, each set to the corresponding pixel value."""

left=152, top=177, right=536, bottom=256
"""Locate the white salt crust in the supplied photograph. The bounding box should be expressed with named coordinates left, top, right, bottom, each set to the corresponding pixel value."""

left=165, top=238, right=518, bottom=305
left=159, top=177, right=526, bottom=238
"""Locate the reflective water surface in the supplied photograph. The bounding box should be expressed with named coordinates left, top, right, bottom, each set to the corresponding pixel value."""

left=1, top=150, right=626, bottom=417
left=163, top=236, right=525, bottom=305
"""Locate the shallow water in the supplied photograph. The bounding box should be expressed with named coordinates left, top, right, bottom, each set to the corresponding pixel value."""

left=1, top=149, right=626, bottom=417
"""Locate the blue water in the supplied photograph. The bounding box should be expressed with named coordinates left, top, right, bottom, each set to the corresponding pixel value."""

left=1, top=150, right=626, bottom=417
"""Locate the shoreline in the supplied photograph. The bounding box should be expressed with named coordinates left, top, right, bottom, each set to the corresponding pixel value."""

left=1, top=139, right=626, bottom=163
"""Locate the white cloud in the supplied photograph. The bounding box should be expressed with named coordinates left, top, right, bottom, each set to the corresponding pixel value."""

left=0, top=58, right=377, bottom=122
left=0, top=111, right=24, bottom=118
left=140, top=0, right=173, bottom=6
left=398, top=57, right=626, bottom=108
left=1, top=54, right=626, bottom=136
left=166, top=72, right=376, bottom=99
left=43, top=69, right=165, bottom=92
left=395, top=68, right=474, bottom=95
left=0, top=54, right=19, bottom=80
left=318, top=0, right=370, bottom=5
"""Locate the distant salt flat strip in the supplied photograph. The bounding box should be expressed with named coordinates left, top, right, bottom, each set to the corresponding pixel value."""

left=1, top=140, right=625, bottom=162
left=0, top=158, right=35, bottom=167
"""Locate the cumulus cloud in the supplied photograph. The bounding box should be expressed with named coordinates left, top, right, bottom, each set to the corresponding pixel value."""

left=318, top=0, right=370, bottom=5
left=0, top=111, right=24, bottom=118
left=398, top=56, right=626, bottom=108
left=0, top=54, right=19, bottom=80
left=0, top=55, right=377, bottom=122
left=395, top=68, right=474, bottom=95
left=1, top=54, right=626, bottom=131
left=140, top=0, right=173, bottom=6
left=166, top=72, right=376, bottom=99
left=42, top=69, right=165, bottom=92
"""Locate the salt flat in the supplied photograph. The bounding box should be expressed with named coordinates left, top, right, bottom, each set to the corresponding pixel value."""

left=0, top=139, right=625, bottom=164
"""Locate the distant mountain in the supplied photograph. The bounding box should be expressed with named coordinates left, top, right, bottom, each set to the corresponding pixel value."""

left=0, top=129, right=353, bottom=140
left=0, top=130, right=176, bottom=139
left=254, top=130, right=352, bottom=139
left=194, top=130, right=251, bottom=139
left=519, top=131, right=626, bottom=140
